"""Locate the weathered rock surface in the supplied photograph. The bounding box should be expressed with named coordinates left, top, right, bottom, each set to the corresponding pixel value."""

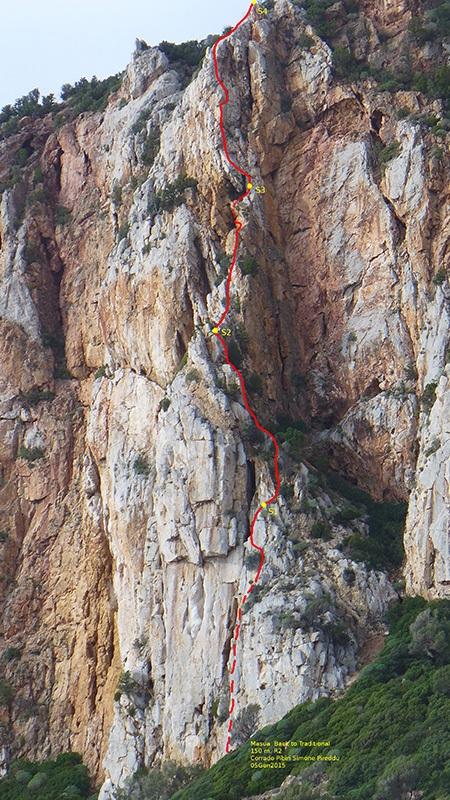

left=0, top=0, right=449, bottom=794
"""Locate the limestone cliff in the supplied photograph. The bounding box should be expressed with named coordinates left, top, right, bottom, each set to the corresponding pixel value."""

left=0, top=0, right=450, bottom=794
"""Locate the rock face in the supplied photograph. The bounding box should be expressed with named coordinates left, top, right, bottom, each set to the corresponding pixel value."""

left=0, top=0, right=449, bottom=794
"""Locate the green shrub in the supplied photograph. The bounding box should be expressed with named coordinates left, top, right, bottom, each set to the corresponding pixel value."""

left=114, top=760, right=204, bottom=800
left=378, top=141, right=401, bottom=164
left=54, top=366, right=73, bottom=379
left=247, top=374, right=262, bottom=395
left=55, top=205, right=72, bottom=225
left=19, top=390, right=55, bottom=405
left=408, top=16, right=436, bottom=45
left=409, top=605, right=450, bottom=665
left=159, top=40, right=206, bottom=67
left=42, top=333, right=64, bottom=361
left=404, top=361, right=418, bottom=381
left=28, top=186, right=50, bottom=207
left=432, top=664, right=450, bottom=695
left=245, top=550, right=262, bottom=571
left=16, top=147, right=30, bottom=167
left=432, top=266, right=446, bottom=285
left=235, top=323, right=250, bottom=349
left=24, top=242, right=41, bottom=264
left=15, top=770, right=33, bottom=783
left=175, top=352, right=188, bottom=374
left=333, top=46, right=361, bottom=78
left=4, top=646, right=22, bottom=662
left=279, top=482, right=294, bottom=500
left=54, top=112, right=66, bottom=131
left=218, top=253, right=232, bottom=269
left=132, top=455, right=150, bottom=477
left=299, top=33, right=315, bottom=49
left=333, top=505, right=363, bottom=523
left=310, top=519, right=331, bottom=540
left=0, top=679, right=14, bottom=704
left=0, top=89, right=58, bottom=139
left=0, top=752, right=91, bottom=799
left=281, top=93, right=293, bottom=113
left=27, top=772, right=47, bottom=790
left=429, top=2, right=450, bottom=36
left=432, top=64, right=450, bottom=102
left=424, top=437, right=441, bottom=457
left=94, top=365, right=107, bottom=379
left=111, top=183, right=122, bottom=207
left=117, top=222, right=130, bottom=242
left=303, top=0, right=338, bottom=42
left=227, top=340, right=243, bottom=369
left=224, top=382, right=240, bottom=398
left=186, top=368, right=200, bottom=383
left=327, top=472, right=406, bottom=570
left=282, top=427, right=304, bottom=460
left=232, top=704, right=261, bottom=747
left=131, top=108, right=152, bottom=135
left=161, top=397, right=171, bottom=411
left=243, top=420, right=265, bottom=446
left=114, top=671, right=139, bottom=702
left=375, top=755, right=421, bottom=800
left=241, top=255, right=258, bottom=276
left=61, top=73, right=122, bottom=118
left=18, top=446, right=44, bottom=462
left=171, top=598, right=450, bottom=800
left=141, top=129, right=160, bottom=168
left=420, top=380, right=438, bottom=412
left=150, top=173, right=198, bottom=214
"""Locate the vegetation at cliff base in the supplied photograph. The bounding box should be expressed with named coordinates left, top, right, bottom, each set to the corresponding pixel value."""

left=0, top=752, right=95, bottom=799
left=168, top=597, right=450, bottom=800
left=320, top=471, right=407, bottom=571
left=113, top=761, right=204, bottom=800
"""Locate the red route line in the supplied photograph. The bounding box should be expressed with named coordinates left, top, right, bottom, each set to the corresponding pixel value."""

left=211, top=2, right=281, bottom=755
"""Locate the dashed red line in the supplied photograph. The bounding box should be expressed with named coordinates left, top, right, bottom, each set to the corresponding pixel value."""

left=211, top=2, right=281, bottom=755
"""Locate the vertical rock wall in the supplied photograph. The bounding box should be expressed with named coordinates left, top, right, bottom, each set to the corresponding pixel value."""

left=0, top=0, right=449, bottom=794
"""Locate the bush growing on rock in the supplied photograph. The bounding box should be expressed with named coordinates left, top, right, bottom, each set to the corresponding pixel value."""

left=3, top=646, right=22, bottom=662
left=0, top=89, right=58, bottom=139
left=159, top=40, right=206, bottom=67
left=141, top=129, right=161, bottom=168
left=132, top=455, right=150, bottom=477
left=55, top=205, right=72, bottom=225
left=61, top=73, right=122, bottom=117
left=432, top=266, right=446, bottom=285
left=310, top=519, right=332, bottom=540
left=18, top=446, right=44, bottom=462
left=150, top=173, right=198, bottom=214
left=420, top=380, right=438, bottom=413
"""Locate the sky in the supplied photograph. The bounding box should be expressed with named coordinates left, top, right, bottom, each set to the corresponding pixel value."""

left=0, top=0, right=249, bottom=108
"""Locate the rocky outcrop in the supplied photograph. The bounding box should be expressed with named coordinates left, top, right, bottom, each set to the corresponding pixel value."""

left=0, top=0, right=450, bottom=794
